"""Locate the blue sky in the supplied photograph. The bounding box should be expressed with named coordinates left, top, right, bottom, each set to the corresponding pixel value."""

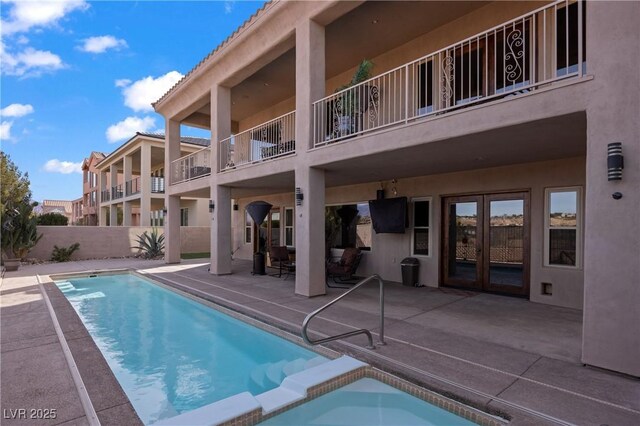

left=1, top=0, right=264, bottom=202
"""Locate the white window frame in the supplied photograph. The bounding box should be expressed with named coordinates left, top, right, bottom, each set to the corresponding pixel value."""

left=411, top=197, right=432, bottom=257
left=244, top=211, right=253, bottom=245
left=284, top=207, right=294, bottom=247
left=543, top=186, right=583, bottom=269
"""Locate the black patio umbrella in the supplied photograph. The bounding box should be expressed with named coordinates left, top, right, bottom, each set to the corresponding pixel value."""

left=246, top=201, right=273, bottom=275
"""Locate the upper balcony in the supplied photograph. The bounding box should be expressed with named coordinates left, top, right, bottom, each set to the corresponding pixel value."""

left=313, top=0, right=585, bottom=147
left=170, top=146, right=212, bottom=185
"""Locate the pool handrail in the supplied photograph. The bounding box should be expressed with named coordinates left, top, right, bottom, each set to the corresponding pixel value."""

left=301, top=274, right=386, bottom=349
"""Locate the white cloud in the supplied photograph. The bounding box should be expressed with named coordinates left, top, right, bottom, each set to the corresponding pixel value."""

left=1, top=45, right=65, bottom=78
left=1, top=0, right=89, bottom=35
left=0, top=103, right=34, bottom=118
left=114, top=78, right=131, bottom=88
left=16, top=35, right=29, bottom=45
left=78, top=35, right=127, bottom=54
left=106, top=116, right=156, bottom=143
left=224, top=1, right=235, bottom=14
left=119, top=71, right=183, bottom=112
left=0, top=121, right=13, bottom=140
left=43, top=159, right=83, bottom=174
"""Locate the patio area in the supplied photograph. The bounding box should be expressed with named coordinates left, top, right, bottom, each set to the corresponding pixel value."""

left=2, top=258, right=639, bottom=425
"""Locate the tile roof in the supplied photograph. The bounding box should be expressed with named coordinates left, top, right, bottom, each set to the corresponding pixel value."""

left=41, top=200, right=73, bottom=214
left=152, top=1, right=274, bottom=109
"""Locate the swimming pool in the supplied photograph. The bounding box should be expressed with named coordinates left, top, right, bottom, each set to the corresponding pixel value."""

left=260, top=378, right=477, bottom=426
left=55, top=273, right=328, bottom=424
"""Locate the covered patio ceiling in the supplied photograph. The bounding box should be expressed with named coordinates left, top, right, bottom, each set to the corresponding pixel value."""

left=320, top=112, right=586, bottom=188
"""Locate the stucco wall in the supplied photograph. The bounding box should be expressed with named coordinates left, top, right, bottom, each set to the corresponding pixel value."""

left=233, top=157, right=585, bottom=310
left=30, top=226, right=210, bottom=260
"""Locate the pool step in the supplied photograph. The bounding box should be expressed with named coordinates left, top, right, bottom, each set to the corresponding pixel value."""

left=151, top=356, right=369, bottom=426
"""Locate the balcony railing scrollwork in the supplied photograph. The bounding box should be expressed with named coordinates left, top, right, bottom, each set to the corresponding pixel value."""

left=101, top=189, right=110, bottom=203
left=313, top=0, right=585, bottom=147
left=220, top=111, right=296, bottom=172
left=170, top=146, right=211, bottom=185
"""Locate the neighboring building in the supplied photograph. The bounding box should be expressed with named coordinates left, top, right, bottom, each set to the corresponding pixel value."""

left=152, top=1, right=640, bottom=377
left=96, top=132, right=211, bottom=227
left=81, top=151, right=107, bottom=225
left=41, top=200, right=74, bottom=222
left=71, top=197, right=83, bottom=225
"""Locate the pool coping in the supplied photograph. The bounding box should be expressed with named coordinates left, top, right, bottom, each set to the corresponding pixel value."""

left=46, top=268, right=507, bottom=426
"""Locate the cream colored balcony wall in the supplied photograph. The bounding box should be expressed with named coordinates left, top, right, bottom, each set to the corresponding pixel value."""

left=237, top=97, right=296, bottom=132
left=324, top=1, right=549, bottom=95
left=233, top=156, right=585, bottom=310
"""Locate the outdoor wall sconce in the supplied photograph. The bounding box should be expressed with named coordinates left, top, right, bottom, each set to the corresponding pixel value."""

left=295, top=187, right=304, bottom=206
left=233, top=203, right=239, bottom=211
left=607, top=142, right=624, bottom=181
left=209, top=200, right=215, bottom=213
left=162, top=206, right=167, bottom=215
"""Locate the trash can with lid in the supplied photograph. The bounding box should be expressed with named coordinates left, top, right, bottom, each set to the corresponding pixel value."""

left=400, top=257, right=420, bottom=287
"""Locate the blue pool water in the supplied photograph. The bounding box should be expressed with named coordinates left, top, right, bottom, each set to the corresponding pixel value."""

left=55, top=274, right=327, bottom=425
left=260, top=378, right=477, bottom=425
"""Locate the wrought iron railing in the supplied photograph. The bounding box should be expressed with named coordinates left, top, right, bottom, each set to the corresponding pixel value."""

left=111, top=184, right=123, bottom=200
left=313, top=0, right=584, bottom=146
left=220, top=111, right=295, bottom=172
left=101, top=189, right=110, bottom=203
left=125, top=177, right=141, bottom=196
left=170, top=146, right=211, bottom=185
left=151, top=176, right=165, bottom=193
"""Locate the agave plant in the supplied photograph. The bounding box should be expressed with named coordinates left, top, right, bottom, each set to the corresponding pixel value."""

left=133, top=227, right=165, bottom=259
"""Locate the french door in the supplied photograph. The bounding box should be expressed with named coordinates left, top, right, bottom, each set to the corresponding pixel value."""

left=442, top=192, right=530, bottom=296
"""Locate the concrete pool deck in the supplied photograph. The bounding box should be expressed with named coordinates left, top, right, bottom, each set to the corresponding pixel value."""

left=2, top=258, right=639, bottom=425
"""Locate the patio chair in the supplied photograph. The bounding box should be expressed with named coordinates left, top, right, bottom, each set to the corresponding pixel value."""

left=268, top=246, right=290, bottom=278
left=326, top=247, right=363, bottom=288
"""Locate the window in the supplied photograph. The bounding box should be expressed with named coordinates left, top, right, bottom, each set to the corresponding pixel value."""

left=325, top=203, right=372, bottom=251
left=284, top=207, right=294, bottom=247
left=244, top=211, right=252, bottom=244
left=416, top=60, right=434, bottom=115
left=412, top=198, right=431, bottom=256
left=180, top=208, right=189, bottom=226
left=557, top=1, right=587, bottom=76
left=544, top=187, right=581, bottom=267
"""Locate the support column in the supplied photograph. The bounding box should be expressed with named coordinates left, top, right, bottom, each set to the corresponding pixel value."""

left=293, top=19, right=326, bottom=296
left=210, top=84, right=231, bottom=274
left=109, top=164, right=118, bottom=226
left=294, top=166, right=325, bottom=296
left=140, top=144, right=151, bottom=226
left=99, top=206, right=106, bottom=226
left=295, top=19, right=325, bottom=150
left=210, top=184, right=232, bottom=275
left=164, top=118, right=182, bottom=263
left=98, top=171, right=107, bottom=225
left=123, top=155, right=132, bottom=226
left=582, top=1, right=640, bottom=376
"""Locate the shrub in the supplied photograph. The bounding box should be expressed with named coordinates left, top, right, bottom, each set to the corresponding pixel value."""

left=133, top=228, right=165, bottom=259
left=2, top=201, right=42, bottom=260
left=51, top=243, right=80, bottom=262
left=38, top=213, right=68, bottom=226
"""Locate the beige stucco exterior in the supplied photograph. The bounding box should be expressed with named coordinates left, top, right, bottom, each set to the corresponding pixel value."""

left=96, top=133, right=211, bottom=228
left=153, top=1, right=640, bottom=377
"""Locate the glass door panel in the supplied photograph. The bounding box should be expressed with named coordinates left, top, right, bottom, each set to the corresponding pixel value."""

left=484, top=194, right=529, bottom=295
left=443, top=196, right=483, bottom=289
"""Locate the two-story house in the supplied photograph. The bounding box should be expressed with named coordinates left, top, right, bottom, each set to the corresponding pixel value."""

left=96, top=132, right=211, bottom=227
left=152, top=1, right=639, bottom=377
